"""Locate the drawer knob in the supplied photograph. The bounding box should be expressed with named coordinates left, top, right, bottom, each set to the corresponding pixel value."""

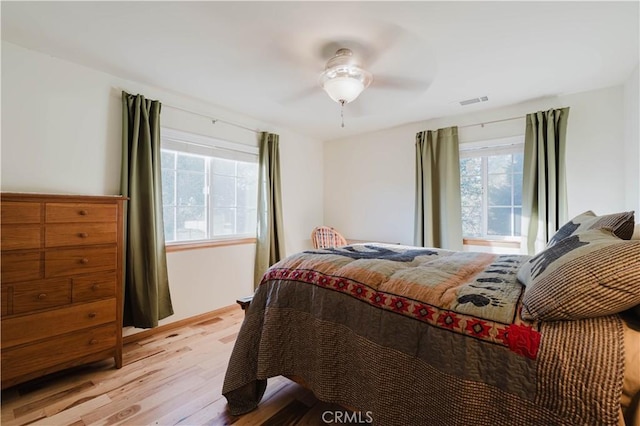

left=89, top=339, right=98, bottom=345
left=80, top=258, right=89, bottom=264
left=88, top=312, right=97, bottom=318
left=37, top=293, right=47, bottom=300
left=79, top=210, right=89, bottom=216
left=79, top=232, right=89, bottom=238
left=91, top=284, right=101, bottom=291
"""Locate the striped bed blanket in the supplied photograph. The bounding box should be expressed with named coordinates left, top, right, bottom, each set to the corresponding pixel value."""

left=223, top=243, right=625, bottom=425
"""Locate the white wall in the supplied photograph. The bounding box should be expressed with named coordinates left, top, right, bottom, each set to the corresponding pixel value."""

left=1, top=41, right=324, bottom=331
left=624, top=64, right=640, bottom=213
left=325, top=84, right=637, bottom=247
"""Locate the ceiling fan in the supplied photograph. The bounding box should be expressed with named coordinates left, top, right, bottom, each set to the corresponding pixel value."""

left=279, top=37, right=433, bottom=127
left=319, top=48, right=372, bottom=127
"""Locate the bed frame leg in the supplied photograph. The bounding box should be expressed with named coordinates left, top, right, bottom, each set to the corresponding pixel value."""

left=236, top=295, right=254, bottom=314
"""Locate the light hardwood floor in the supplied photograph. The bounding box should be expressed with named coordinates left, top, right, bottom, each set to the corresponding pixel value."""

left=1, top=305, right=344, bottom=425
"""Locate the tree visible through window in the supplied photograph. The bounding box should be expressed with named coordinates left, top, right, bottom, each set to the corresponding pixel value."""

left=161, top=150, right=207, bottom=241
left=460, top=138, right=524, bottom=239
left=160, top=129, right=258, bottom=243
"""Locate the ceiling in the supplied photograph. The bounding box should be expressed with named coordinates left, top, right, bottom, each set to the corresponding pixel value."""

left=2, top=1, right=638, bottom=141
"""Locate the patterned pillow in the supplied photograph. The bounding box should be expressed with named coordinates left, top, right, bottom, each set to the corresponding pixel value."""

left=520, top=228, right=640, bottom=321
left=546, top=210, right=635, bottom=248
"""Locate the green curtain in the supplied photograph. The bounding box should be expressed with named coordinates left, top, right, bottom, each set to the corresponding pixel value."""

left=254, top=132, right=285, bottom=288
left=121, top=91, right=173, bottom=328
left=521, top=107, right=570, bottom=255
left=414, top=126, right=463, bottom=250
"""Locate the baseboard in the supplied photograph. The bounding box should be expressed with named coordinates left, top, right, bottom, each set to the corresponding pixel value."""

left=122, top=303, right=240, bottom=345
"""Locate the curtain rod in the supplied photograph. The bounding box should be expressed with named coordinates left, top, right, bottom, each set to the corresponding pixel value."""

left=163, top=104, right=261, bottom=134
left=168, top=139, right=251, bottom=155
left=116, top=87, right=261, bottom=134
left=458, top=115, right=524, bottom=129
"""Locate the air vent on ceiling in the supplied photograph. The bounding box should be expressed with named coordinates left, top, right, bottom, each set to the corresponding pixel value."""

left=459, top=96, right=489, bottom=106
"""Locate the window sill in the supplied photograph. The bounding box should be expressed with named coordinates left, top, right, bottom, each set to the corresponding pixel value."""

left=463, top=238, right=521, bottom=249
left=166, top=237, right=256, bottom=252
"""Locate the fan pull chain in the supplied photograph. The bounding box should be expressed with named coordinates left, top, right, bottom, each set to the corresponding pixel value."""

left=340, top=100, right=345, bottom=128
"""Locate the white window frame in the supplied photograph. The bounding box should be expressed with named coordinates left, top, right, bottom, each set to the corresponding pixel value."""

left=160, top=128, right=259, bottom=248
left=459, top=135, right=524, bottom=242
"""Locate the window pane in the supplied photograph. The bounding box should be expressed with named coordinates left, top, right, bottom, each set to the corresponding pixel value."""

left=514, top=207, right=522, bottom=237
left=212, top=175, right=236, bottom=208
left=177, top=153, right=205, bottom=172
left=237, top=208, right=257, bottom=235
left=488, top=155, right=512, bottom=174
left=161, top=133, right=259, bottom=243
left=458, top=140, right=524, bottom=241
left=488, top=207, right=512, bottom=236
left=177, top=171, right=206, bottom=206
left=161, top=150, right=175, bottom=169
left=237, top=176, right=257, bottom=208
left=238, top=161, right=258, bottom=179
left=161, top=169, right=176, bottom=205
left=213, top=208, right=236, bottom=236
left=176, top=206, right=207, bottom=241
left=513, top=152, right=524, bottom=172
left=213, top=158, right=235, bottom=175
left=488, top=174, right=512, bottom=206
left=462, top=205, right=482, bottom=238
left=461, top=175, right=482, bottom=206
left=163, top=205, right=175, bottom=242
left=514, top=173, right=523, bottom=205
left=460, top=157, right=481, bottom=176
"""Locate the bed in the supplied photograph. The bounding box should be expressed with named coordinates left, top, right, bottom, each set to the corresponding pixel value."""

left=223, top=212, right=640, bottom=425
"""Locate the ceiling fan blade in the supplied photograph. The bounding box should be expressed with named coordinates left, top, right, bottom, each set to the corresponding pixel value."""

left=361, top=24, right=406, bottom=69
left=278, top=86, right=319, bottom=105
left=268, top=38, right=320, bottom=73
left=316, top=25, right=404, bottom=70
left=372, top=75, right=431, bottom=92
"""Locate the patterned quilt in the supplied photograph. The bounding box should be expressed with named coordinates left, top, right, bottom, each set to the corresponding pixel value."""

left=223, top=244, right=625, bottom=425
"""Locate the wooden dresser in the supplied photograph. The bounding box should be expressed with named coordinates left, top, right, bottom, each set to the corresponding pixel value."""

left=1, top=192, right=125, bottom=389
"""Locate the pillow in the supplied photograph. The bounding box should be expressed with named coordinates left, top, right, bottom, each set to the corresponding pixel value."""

left=519, top=228, right=640, bottom=321
left=546, top=210, right=635, bottom=248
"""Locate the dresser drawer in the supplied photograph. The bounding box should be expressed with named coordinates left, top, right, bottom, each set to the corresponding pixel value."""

left=73, top=272, right=116, bottom=302
left=1, top=202, right=41, bottom=224
left=1, top=193, right=124, bottom=389
left=13, top=279, right=72, bottom=315
left=1, top=251, right=42, bottom=283
left=46, top=203, right=117, bottom=224
left=1, top=298, right=116, bottom=348
left=45, top=246, right=117, bottom=278
left=1, top=225, right=41, bottom=251
left=45, top=223, right=117, bottom=248
left=1, top=324, right=116, bottom=382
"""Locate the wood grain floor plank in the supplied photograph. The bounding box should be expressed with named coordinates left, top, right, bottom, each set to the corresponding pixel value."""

left=107, top=372, right=207, bottom=426
left=152, top=381, right=232, bottom=426
left=195, top=377, right=290, bottom=426
left=84, top=365, right=206, bottom=425
left=262, top=399, right=311, bottom=426
left=231, top=379, right=298, bottom=426
left=1, top=408, right=47, bottom=426
left=12, top=380, right=95, bottom=417
left=0, top=304, right=342, bottom=426
left=29, top=394, right=111, bottom=426
left=296, top=402, right=336, bottom=426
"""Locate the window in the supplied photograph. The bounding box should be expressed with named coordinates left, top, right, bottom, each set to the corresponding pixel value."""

left=160, top=128, right=258, bottom=244
left=459, top=136, right=524, bottom=240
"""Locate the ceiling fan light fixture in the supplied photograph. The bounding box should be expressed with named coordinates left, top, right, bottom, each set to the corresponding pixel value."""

left=319, top=49, right=372, bottom=104
left=321, top=75, right=365, bottom=104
